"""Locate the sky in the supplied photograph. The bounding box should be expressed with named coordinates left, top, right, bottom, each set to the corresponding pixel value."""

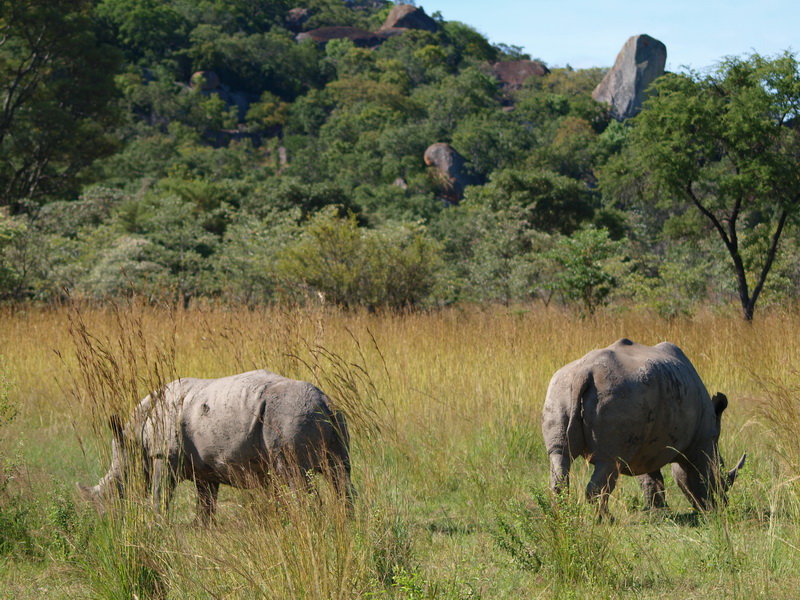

left=419, top=0, right=798, bottom=72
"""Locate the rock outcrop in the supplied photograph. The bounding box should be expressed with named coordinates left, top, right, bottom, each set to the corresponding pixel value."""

left=424, top=143, right=480, bottom=204
left=592, top=34, right=667, bottom=120
left=190, top=71, right=220, bottom=91
left=297, top=5, right=438, bottom=48
left=297, top=26, right=385, bottom=48
left=381, top=4, right=438, bottom=32
left=491, top=60, right=549, bottom=88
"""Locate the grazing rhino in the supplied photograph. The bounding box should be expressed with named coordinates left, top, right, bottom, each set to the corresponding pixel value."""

left=79, top=370, right=353, bottom=522
left=542, top=338, right=745, bottom=515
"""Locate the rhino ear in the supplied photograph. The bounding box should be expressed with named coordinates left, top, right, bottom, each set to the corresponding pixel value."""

left=109, top=414, right=124, bottom=442
left=712, top=393, right=728, bottom=416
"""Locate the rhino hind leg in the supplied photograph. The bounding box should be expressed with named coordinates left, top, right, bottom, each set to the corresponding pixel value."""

left=586, top=461, right=620, bottom=520
left=549, top=452, right=573, bottom=495
left=638, top=470, right=668, bottom=510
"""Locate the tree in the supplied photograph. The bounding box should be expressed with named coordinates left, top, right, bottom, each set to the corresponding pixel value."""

left=0, top=0, right=122, bottom=209
left=605, top=52, right=800, bottom=320
left=464, top=168, right=594, bottom=235
left=0, top=211, right=25, bottom=298
left=276, top=208, right=442, bottom=309
left=547, top=228, right=622, bottom=315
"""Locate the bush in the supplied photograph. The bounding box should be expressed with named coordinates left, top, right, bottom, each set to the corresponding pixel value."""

left=277, top=208, right=443, bottom=309
left=546, top=227, right=624, bottom=315
left=495, top=489, right=628, bottom=588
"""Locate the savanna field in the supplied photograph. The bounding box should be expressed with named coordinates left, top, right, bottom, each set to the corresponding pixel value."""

left=0, top=301, right=799, bottom=599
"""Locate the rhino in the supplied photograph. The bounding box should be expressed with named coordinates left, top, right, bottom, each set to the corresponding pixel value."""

left=79, top=370, right=353, bottom=522
left=542, top=338, right=745, bottom=515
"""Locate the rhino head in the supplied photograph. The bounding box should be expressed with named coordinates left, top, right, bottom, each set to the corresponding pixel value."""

left=672, top=393, right=746, bottom=509
left=77, top=415, right=127, bottom=510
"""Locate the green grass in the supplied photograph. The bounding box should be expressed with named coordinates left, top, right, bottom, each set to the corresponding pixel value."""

left=1, top=301, right=800, bottom=598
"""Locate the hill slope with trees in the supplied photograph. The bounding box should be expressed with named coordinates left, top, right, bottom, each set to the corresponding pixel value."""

left=1, top=0, right=799, bottom=319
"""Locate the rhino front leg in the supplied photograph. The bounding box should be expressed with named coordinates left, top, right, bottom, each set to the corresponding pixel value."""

left=151, top=458, right=177, bottom=513
left=195, top=479, right=220, bottom=525
left=586, top=461, right=619, bottom=521
left=638, top=470, right=668, bottom=509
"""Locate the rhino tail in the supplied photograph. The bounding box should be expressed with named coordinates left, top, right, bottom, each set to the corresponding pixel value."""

left=565, top=369, right=592, bottom=458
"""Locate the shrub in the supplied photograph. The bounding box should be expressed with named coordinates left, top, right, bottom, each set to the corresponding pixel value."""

left=277, top=208, right=443, bottom=309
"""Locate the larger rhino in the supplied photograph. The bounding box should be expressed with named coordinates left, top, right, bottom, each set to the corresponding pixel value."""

left=542, top=339, right=745, bottom=515
left=79, top=370, right=353, bottom=522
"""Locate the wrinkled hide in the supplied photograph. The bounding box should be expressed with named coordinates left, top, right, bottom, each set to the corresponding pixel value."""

left=79, top=370, right=353, bottom=522
left=542, top=338, right=744, bottom=516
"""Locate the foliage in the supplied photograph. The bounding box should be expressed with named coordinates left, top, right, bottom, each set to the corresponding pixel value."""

left=546, top=228, right=623, bottom=315
left=277, top=208, right=442, bottom=309
left=465, top=168, right=594, bottom=235
left=1, top=0, right=799, bottom=317
left=211, top=208, right=301, bottom=304
left=604, top=52, right=800, bottom=320
left=0, top=0, right=122, bottom=209
left=495, top=490, right=626, bottom=586
left=0, top=213, right=26, bottom=299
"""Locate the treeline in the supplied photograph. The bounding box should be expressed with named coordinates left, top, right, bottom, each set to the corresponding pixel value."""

left=1, top=0, right=799, bottom=319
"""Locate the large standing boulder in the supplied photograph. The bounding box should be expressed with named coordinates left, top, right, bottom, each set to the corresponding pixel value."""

left=592, top=34, right=667, bottom=120
left=381, top=4, right=438, bottom=32
left=424, top=143, right=480, bottom=203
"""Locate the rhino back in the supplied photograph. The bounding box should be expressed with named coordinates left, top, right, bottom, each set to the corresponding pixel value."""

left=177, top=370, right=334, bottom=480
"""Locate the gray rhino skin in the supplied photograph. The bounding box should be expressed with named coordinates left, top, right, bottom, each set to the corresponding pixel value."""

left=79, top=370, right=353, bottom=522
left=542, top=339, right=745, bottom=514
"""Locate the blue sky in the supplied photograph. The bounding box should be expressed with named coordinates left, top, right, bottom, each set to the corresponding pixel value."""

left=419, top=1, right=798, bottom=71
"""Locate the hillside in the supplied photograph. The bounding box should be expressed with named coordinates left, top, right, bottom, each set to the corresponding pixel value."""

left=1, top=0, right=799, bottom=319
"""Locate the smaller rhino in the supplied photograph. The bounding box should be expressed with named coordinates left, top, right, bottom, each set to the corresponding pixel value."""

left=79, top=370, right=353, bottom=522
left=542, top=339, right=745, bottom=516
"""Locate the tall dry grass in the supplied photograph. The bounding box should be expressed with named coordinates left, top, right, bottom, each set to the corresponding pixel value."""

left=1, top=301, right=800, bottom=597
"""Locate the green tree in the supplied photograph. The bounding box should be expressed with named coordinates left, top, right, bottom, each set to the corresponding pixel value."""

left=211, top=209, right=301, bottom=304
left=547, top=228, right=622, bottom=315
left=465, top=168, right=594, bottom=235
left=451, top=112, right=535, bottom=178
left=277, top=208, right=442, bottom=309
left=605, top=52, right=800, bottom=320
left=0, top=212, right=25, bottom=298
left=0, top=0, right=122, bottom=209
left=95, top=0, right=190, bottom=65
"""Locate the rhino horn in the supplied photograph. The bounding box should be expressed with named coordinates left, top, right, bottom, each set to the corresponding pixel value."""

left=726, top=453, right=746, bottom=489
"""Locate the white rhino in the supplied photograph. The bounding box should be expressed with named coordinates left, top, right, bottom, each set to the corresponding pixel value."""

left=542, top=339, right=745, bottom=515
left=79, top=370, right=353, bottom=522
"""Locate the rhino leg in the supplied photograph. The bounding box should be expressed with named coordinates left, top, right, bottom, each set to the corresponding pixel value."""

left=586, top=461, right=619, bottom=520
left=638, top=470, right=668, bottom=509
left=151, top=458, right=177, bottom=513
left=195, top=479, right=220, bottom=525
left=548, top=452, right=572, bottom=495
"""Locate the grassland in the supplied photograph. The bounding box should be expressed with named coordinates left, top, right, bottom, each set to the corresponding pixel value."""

left=1, top=301, right=800, bottom=599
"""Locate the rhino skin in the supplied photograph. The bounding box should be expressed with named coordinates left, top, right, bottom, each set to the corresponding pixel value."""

left=79, top=370, right=353, bottom=522
left=542, top=339, right=745, bottom=515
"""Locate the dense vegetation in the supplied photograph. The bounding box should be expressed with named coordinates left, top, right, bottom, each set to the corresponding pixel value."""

left=1, top=0, right=799, bottom=320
